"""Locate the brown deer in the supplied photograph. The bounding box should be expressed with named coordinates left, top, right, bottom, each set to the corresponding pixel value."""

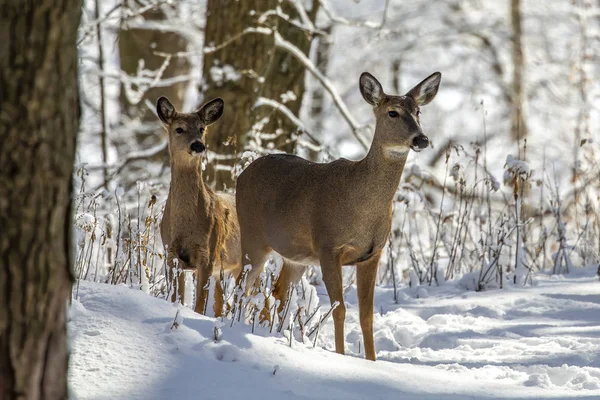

left=235, top=71, right=441, bottom=360
left=157, top=96, right=241, bottom=315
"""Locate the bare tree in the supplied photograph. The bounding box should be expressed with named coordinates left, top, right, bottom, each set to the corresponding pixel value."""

left=0, top=0, right=81, bottom=398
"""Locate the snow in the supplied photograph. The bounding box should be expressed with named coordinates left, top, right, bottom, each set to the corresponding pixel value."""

left=69, top=266, right=600, bottom=399
left=208, top=64, right=241, bottom=86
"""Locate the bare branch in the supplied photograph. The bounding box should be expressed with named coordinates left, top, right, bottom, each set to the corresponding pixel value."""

left=318, top=0, right=383, bottom=29
left=273, top=31, right=370, bottom=149
left=203, top=27, right=273, bottom=55
left=254, top=96, right=322, bottom=147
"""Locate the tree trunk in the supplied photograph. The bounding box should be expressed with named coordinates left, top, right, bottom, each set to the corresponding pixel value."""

left=0, top=0, right=80, bottom=398
left=202, top=0, right=318, bottom=188
left=257, top=2, right=318, bottom=153
left=119, top=3, right=189, bottom=129
left=118, top=3, right=190, bottom=174
left=307, top=25, right=332, bottom=160
left=510, top=0, right=528, bottom=142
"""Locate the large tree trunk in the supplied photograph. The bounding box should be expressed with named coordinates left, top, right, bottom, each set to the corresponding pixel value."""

left=510, top=0, right=528, bottom=142
left=202, top=0, right=318, bottom=188
left=0, top=0, right=80, bottom=398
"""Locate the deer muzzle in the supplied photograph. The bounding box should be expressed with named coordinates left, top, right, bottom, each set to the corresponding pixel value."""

left=411, top=134, right=429, bottom=152
left=190, top=141, right=206, bottom=156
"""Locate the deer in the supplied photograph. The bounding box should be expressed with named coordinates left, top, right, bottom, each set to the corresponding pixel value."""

left=157, top=96, right=242, bottom=316
left=235, top=71, right=441, bottom=361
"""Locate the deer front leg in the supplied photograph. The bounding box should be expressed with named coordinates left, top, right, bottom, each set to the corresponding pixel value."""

left=356, top=251, right=382, bottom=361
left=167, top=247, right=186, bottom=305
left=193, top=248, right=212, bottom=314
left=319, top=252, right=345, bottom=355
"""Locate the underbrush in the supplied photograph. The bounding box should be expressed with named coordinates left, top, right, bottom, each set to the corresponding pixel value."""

left=72, top=136, right=600, bottom=338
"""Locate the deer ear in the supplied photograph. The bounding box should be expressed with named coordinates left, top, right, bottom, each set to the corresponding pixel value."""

left=157, top=97, right=176, bottom=124
left=406, top=72, right=441, bottom=106
left=359, top=72, right=385, bottom=107
left=198, top=98, right=224, bottom=126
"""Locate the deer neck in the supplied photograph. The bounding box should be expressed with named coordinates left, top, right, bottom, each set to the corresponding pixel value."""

left=358, top=128, right=409, bottom=205
left=169, top=156, right=208, bottom=211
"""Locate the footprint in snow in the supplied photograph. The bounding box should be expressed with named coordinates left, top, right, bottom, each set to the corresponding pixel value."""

left=213, top=344, right=240, bottom=362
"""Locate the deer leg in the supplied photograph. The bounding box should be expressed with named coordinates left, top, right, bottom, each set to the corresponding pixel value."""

left=238, top=248, right=269, bottom=296
left=273, top=258, right=307, bottom=317
left=220, top=265, right=242, bottom=316
left=168, top=258, right=186, bottom=305
left=213, top=266, right=236, bottom=317
left=176, top=269, right=186, bottom=305
left=356, top=251, right=382, bottom=361
left=319, top=252, right=345, bottom=355
left=214, top=274, right=224, bottom=317
left=194, top=264, right=211, bottom=314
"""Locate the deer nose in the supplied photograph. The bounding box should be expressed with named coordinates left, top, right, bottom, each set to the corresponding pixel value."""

left=190, top=141, right=205, bottom=154
left=412, top=135, right=429, bottom=149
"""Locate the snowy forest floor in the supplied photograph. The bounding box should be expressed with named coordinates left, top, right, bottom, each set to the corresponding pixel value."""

left=68, top=266, right=600, bottom=399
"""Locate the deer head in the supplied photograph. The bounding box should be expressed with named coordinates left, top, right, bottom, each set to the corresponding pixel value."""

left=359, top=71, right=441, bottom=159
left=156, top=97, right=224, bottom=162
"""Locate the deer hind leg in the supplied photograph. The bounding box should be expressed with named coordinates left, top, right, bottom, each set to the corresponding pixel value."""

left=273, top=258, right=307, bottom=319
left=237, top=247, right=269, bottom=296
left=356, top=251, right=382, bottom=361
left=213, top=265, right=242, bottom=317
left=319, top=252, right=345, bottom=355
left=234, top=245, right=269, bottom=323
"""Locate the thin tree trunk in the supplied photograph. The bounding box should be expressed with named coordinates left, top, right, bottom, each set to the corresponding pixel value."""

left=308, top=25, right=332, bottom=160
left=96, top=0, right=109, bottom=189
left=0, top=0, right=81, bottom=398
left=510, top=0, right=527, bottom=142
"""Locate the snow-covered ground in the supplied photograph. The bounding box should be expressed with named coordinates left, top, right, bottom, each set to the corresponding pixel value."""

left=68, top=266, right=600, bottom=399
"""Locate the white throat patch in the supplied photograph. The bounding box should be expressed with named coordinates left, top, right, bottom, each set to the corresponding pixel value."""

left=383, top=145, right=410, bottom=159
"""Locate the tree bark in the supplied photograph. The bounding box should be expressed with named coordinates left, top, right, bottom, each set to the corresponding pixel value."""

left=201, top=0, right=318, bottom=188
left=118, top=3, right=190, bottom=177
left=258, top=2, right=317, bottom=153
left=307, top=25, right=332, bottom=160
left=510, top=0, right=528, bottom=142
left=119, top=4, right=189, bottom=127
left=0, top=0, right=80, bottom=398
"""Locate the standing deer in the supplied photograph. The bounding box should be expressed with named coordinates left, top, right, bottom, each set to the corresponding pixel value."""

left=235, top=71, right=441, bottom=360
left=157, top=96, right=241, bottom=315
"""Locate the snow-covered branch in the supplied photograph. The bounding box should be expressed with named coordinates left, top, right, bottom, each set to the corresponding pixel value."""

left=273, top=31, right=370, bottom=149
left=254, top=96, right=321, bottom=147
left=318, top=0, right=383, bottom=29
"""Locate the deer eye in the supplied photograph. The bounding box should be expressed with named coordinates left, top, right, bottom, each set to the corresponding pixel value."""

left=388, top=111, right=399, bottom=118
left=416, top=110, right=421, bottom=117
left=175, top=127, right=184, bottom=134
